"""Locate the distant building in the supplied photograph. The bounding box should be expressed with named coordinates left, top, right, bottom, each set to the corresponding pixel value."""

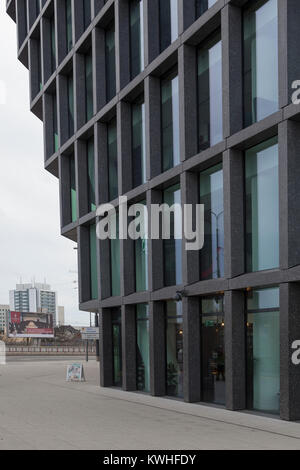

left=0, top=305, right=9, bottom=333
left=9, top=283, right=57, bottom=325
left=57, top=306, right=65, bottom=326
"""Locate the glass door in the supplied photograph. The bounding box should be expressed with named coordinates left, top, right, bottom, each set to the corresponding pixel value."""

left=112, top=309, right=122, bottom=387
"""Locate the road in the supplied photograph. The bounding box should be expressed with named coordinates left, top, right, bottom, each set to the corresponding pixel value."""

left=0, top=359, right=300, bottom=450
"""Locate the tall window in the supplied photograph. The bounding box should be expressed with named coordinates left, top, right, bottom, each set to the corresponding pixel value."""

left=85, top=49, right=93, bottom=122
left=105, top=21, right=116, bottom=103
left=243, top=0, right=278, bottom=127
left=245, top=137, right=279, bottom=272
left=87, top=137, right=96, bottom=212
left=66, top=0, right=73, bottom=54
left=130, top=0, right=144, bottom=79
left=67, top=72, right=74, bottom=138
left=70, top=155, right=77, bottom=223
left=83, top=0, right=92, bottom=30
left=161, top=69, right=180, bottom=172
left=166, top=301, right=183, bottom=398
left=112, top=309, right=122, bottom=387
left=197, top=33, right=222, bottom=151
left=201, top=296, right=225, bottom=405
left=195, top=0, right=217, bottom=19
left=135, top=202, right=148, bottom=292
left=50, top=16, right=56, bottom=75
left=163, top=184, right=182, bottom=287
left=53, top=92, right=58, bottom=153
left=89, top=224, right=98, bottom=300
left=136, top=304, right=150, bottom=393
left=247, top=287, right=280, bottom=414
left=132, top=97, right=146, bottom=188
left=199, top=164, right=224, bottom=280
left=110, top=213, right=120, bottom=297
left=108, top=118, right=118, bottom=201
left=159, top=0, right=178, bottom=52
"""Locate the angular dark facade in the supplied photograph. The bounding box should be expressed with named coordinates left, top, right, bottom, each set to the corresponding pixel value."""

left=7, top=0, right=300, bottom=420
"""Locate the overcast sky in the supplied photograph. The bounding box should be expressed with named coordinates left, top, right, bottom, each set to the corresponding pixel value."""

left=0, top=5, right=89, bottom=327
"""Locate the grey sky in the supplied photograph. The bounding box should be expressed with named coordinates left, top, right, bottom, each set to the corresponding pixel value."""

left=0, top=4, right=89, bottom=327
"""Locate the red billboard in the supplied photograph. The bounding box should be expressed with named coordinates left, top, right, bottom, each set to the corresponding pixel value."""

left=8, top=312, right=54, bottom=338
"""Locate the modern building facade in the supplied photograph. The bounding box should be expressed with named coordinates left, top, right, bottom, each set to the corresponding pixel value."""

left=9, top=283, right=57, bottom=325
left=6, top=0, right=300, bottom=420
left=0, top=305, right=10, bottom=334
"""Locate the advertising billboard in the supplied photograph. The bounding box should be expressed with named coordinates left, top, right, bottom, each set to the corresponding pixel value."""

left=8, top=311, right=54, bottom=338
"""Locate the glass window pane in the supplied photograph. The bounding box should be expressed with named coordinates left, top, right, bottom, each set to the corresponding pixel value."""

left=201, top=296, right=225, bottom=405
left=136, top=304, right=150, bottom=392
left=135, top=202, right=148, bottom=292
left=108, top=118, right=118, bottom=201
left=247, top=287, right=280, bottom=414
left=159, top=0, right=178, bottom=52
left=195, top=0, right=218, bottom=19
left=132, top=98, right=146, bottom=188
left=112, top=309, right=122, bottom=387
left=161, top=71, right=180, bottom=172
left=245, top=137, right=279, bottom=272
left=243, top=0, right=278, bottom=126
left=70, top=155, right=77, bottom=223
left=68, top=73, right=74, bottom=138
left=87, top=138, right=96, bottom=212
left=166, top=301, right=183, bottom=398
left=110, top=213, right=120, bottom=297
left=198, top=33, right=222, bottom=151
left=85, top=49, right=93, bottom=122
left=66, top=0, right=73, bottom=53
left=130, top=0, right=144, bottom=79
left=163, top=184, right=182, bottom=287
left=199, top=164, right=224, bottom=280
left=105, top=22, right=116, bottom=103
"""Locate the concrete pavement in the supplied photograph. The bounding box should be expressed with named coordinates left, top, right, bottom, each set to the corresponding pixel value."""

left=0, top=359, right=300, bottom=450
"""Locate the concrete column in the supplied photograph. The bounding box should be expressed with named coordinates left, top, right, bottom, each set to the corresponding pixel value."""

left=225, top=290, right=246, bottom=411
left=280, top=282, right=300, bottom=421
left=150, top=301, right=166, bottom=396
left=279, top=120, right=300, bottom=270
left=122, top=304, right=137, bottom=391
left=223, top=149, right=245, bottom=280
left=183, top=297, right=201, bottom=403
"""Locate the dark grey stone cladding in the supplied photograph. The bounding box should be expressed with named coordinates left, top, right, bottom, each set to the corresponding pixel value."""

left=7, top=0, right=300, bottom=420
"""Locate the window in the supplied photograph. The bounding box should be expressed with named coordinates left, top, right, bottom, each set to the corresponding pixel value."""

left=161, top=69, right=180, bottom=172
left=136, top=304, right=150, bottom=392
left=135, top=202, right=148, bottom=292
left=245, top=137, right=279, bottom=272
left=87, top=137, right=96, bottom=212
left=53, top=92, right=58, bottom=153
left=70, top=155, right=77, bottom=223
left=110, top=213, right=120, bottom=297
left=243, top=0, right=278, bottom=127
left=112, top=309, right=122, bottom=387
left=85, top=49, right=93, bottom=122
left=66, top=0, right=73, bottom=54
left=89, top=224, right=98, bottom=300
left=67, top=72, right=74, bottom=138
left=50, top=16, right=56, bottom=75
left=105, top=21, right=116, bottom=103
left=166, top=301, right=183, bottom=398
left=195, top=0, right=217, bottom=19
left=107, top=118, right=118, bottom=201
left=132, top=97, right=146, bottom=188
left=247, top=287, right=280, bottom=414
left=83, top=0, right=92, bottom=30
left=197, top=32, right=222, bottom=151
left=130, top=0, right=144, bottom=79
left=163, top=184, right=182, bottom=287
left=199, top=164, right=224, bottom=280
left=159, top=0, right=178, bottom=52
left=201, top=296, right=225, bottom=405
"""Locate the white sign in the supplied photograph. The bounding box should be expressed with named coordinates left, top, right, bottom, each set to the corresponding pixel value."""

left=66, top=363, right=85, bottom=382
left=81, top=327, right=99, bottom=340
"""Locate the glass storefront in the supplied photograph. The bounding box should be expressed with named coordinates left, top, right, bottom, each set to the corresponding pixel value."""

left=112, top=308, right=122, bottom=387
left=243, top=0, right=278, bottom=126
left=201, top=296, right=225, bottom=405
left=245, top=137, right=279, bottom=272
left=199, top=164, right=224, bottom=280
left=247, top=287, right=280, bottom=414
left=166, top=301, right=183, bottom=398
left=136, top=304, right=150, bottom=393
